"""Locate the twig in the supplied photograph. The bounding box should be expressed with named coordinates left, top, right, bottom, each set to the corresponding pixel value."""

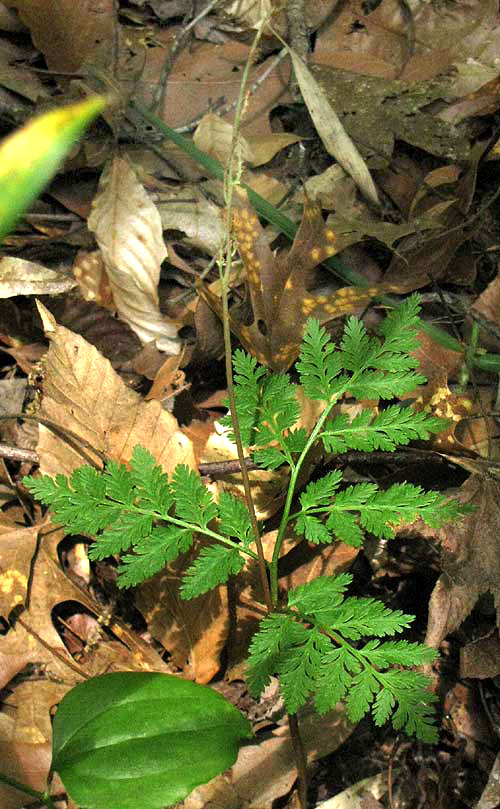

left=0, top=443, right=38, bottom=464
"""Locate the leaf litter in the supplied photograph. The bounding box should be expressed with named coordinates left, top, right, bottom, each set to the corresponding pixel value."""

left=1, top=0, right=500, bottom=807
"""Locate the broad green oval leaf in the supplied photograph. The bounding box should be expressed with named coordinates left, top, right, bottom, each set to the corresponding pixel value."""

left=0, top=96, right=106, bottom=243
left=52, top=671, right=252, bottom=809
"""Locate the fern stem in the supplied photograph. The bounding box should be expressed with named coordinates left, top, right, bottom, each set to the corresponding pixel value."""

left=288, top=713, right=308, bottom=809
left=217, top=19, right=273, bottom=613
left=0, top=772, right=56, bottom=808
left=269, top=397, right=341, bottom=603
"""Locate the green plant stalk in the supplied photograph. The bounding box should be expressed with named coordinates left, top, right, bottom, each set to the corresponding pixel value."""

left=212, top=19, right=308, bottom=804
left=216, top=18, right=273, bottom=614
left=128, top=100, right=500, bottom=374
left=269, top=371, right=360, bottom=602
left=118, top=504, right=261, bottom=560
left=0, top=771, right=56, bottom=808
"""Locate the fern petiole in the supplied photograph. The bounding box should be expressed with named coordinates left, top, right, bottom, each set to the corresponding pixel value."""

left=151, top=512, right=261, bottom=561
left=269, top=393, right=345, bottom=602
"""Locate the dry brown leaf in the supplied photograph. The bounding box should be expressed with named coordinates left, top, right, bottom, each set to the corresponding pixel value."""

left=0, top=711, right=55, bottom=809
left=0, top=523, right=170, bottom=689
left=135, top=555, right=229, bottom=684
left=193, top=112, right=301, bottom=168
left=34, top=302, right=195, bottom=478
left=0, top=531, right=94, bottom=689
left=6, top=0, right=113, bottom=73
left=461, top=632, right=500, bottom=679
left=139, top=32, right=293, bottom=137
left=231, top=702, right=354, bottom=808
left=157, top=186, right=224, bottom=256
left=72, top=249, right=115, bottom=310
left=88, top=156, right=180, bottom=353
left=425, top=474, right=500, bottom=650
left=0, top=523, right=40, bottom=617
left=310, top=65, right=469, bottom=168
left=0, top=257, right=77, bottom=298
left=289, top=48, right=379, bottom=206
left=9, top=680, right=68, bottom=745
left=199, top=189, right=387, bottom=370
left=193, top=112, right=253, bottom=166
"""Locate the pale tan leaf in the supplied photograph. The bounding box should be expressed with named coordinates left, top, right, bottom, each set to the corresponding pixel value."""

left=88, top=156, right=179, bottom=353
left=157, top=186, right=224, bottom=256
left=35, top=301, right=195, bottom=477
left=224, top=0, right=273, bottom=29
left=10, top=680, right=68, bottom=744
left=72, top=249, right=114, bottom=310
left=289, top=48, right=380, bottom=206
left=193, top=112, right=253, bottom=166
left=0, top=257, right=76, bottom=298
left=245, top=132, right=302, bottom=166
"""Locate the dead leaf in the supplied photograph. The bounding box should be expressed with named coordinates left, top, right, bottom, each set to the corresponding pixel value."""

left=231, top=703, right=354, bottom=808
left=0, top=257, right=77, bottom=298
left=461, top=632, right=500, bottom=679
left=310, top=65, right=470, bottom=169
left=34, top=302, right=195, bottom=477
left=72, top=249, right=115, bottom=310
left=6, top=0, right=113, bottom=73
left=88, top=156, right=180, bottom=353
left=135, top=555, right=229, bottom=684
left=289, top=48, right=379, bottom=206
left=425, top=474, right=500, bottom=650
left=0, top=711, right=55, bottom=809
left=199, top=188, right=373, bottom=371
left=0, top=523, right=39, bottom=616
left=9, top=680, right=67, bottom=745
left=157, top=185, right=224, bottom=256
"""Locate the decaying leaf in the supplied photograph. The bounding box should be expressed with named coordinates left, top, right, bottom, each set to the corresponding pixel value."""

left=200, top=188, right=385, bottom=370
left=88, top=156, right=180, bottom=353
left=6, top=0, right=113, bottom=73
left=0, top=257, right=77, bottom=298
left=135, top=554, right=229, bottom=684
left=425, top=474, right=500, bottom=650
left=34, top=302, right=195, bottom=478
left=194, top=111, right=301, bottom=168
left=310, top=65, right=470, bottom=168
left=0, top=523, right=40, bottom=617
left=289, top=48, right=379, bottom=206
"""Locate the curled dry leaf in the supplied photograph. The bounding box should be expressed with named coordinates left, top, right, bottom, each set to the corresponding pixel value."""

left=88, top=156, right=180, bottom=353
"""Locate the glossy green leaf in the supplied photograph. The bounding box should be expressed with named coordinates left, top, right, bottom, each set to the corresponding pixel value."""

left=52, top=671, right=252, bottom=809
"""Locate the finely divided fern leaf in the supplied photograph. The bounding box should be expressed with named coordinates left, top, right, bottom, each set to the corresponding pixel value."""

left=181, top=544, right=245, bottom=599
left=248, top=574, right=439, bottom=741
left=171, top=464, right=219, bottom=528
left=23, top=296, right=468, bottom=745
